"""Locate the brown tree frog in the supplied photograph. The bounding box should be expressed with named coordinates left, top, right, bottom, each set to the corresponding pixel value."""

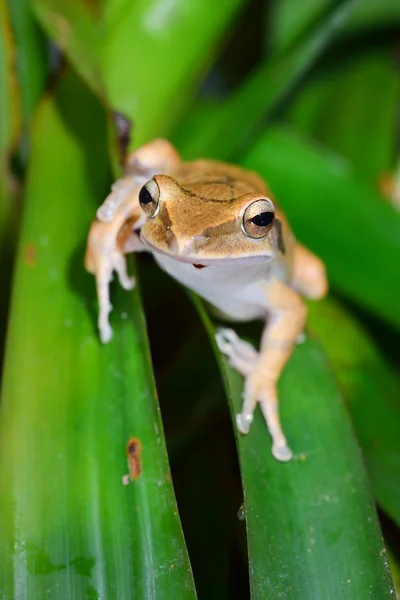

left=85, top=139, right=327, bottom=462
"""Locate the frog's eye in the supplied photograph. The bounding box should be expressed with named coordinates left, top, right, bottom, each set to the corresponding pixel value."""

left=139, top=178, right=160, bottom=219
left=242, top=198, right=275, bottom=239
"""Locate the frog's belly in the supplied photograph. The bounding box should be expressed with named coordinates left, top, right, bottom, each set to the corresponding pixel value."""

left=153, top=254, right=278, bottom=321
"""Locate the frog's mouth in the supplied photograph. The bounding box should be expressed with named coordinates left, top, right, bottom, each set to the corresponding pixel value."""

left=140, top=233, right=275, bottom=266
left=141, top=234, right=210, bottom=267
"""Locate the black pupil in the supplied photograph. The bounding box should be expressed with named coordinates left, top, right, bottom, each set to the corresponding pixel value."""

left=139, top=186, right=153, bottom=205
left=251, top=211, right=274, bottom=227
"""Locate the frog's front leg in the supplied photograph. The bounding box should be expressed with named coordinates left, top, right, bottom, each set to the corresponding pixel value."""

left=85, top=138, right=181, bottom=343
left=216, top=328, right=258, bottom=376
left=86, top=219, right=145, bottom=343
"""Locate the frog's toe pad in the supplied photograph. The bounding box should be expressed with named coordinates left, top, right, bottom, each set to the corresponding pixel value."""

left=296, top=331, right=306, bottom=345
left=236, top=412, right=253, bottom=434
left=272, top=443, right=293, bottom=462
left=120, top=276, right=136, bottom=291
left=215, top=328, right=238, bottom=354
left=100, top=324, right=113, bottom=344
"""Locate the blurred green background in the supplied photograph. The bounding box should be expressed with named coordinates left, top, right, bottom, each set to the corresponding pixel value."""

left=1, top=0, right=400, bottom=598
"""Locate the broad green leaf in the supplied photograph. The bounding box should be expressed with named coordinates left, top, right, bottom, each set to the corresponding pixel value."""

left=286, top=49, right=400, bottom=184
left=101, top=0, right=245, bottom=144
left=0, top=72, right=196, bottom=599
left=32, top=0, right=246, bottom=146
left=242, top=126, right=400, bottom=329
left=308, top=297, right=400, bottom=526
left=7, top=0, right=47, bottom=125
left=194, top=298, right=394, bottom=599
left=176, top=0, right=358, bottom=160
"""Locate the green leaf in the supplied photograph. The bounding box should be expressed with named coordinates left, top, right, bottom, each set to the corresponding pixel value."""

left=0, top=1, right=20, bottom=254
left=193, top=298, right=394, bottom=599
left=271, top=0, right=400, bottom=51
left=101, top=0, right=246, bottom=144
left=0, top=1, right=21, bottom=355
left=286, top=48, right=400, bottom=184
left=32, top=0, right=246, bottom=146
left=7, top=0, right=47, bottom=125
left=0, top=71, right=196, bottom=599
left=242, top=126, right=400, bottom=329
left=270, top=0, right=333, bottom=52
left=307, top=297, right=400, bottom=526
left=32, top=0, right=105, bottom=99
left=387, top=548, right=400, bottom=598
left=176, top=0, right=358, bottom=160
left=344, top=0, right=400, bottom=33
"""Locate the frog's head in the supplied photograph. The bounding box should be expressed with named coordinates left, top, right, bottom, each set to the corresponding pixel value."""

left=138, top=167, right=288, bottom=266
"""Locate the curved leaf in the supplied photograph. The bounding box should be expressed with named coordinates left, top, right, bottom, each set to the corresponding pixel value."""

left=7, top=0, right=47, bottom=125
left=176, top=0, right=358, bottom=160
left=307, top=297, right=400, bottom=526
left=193, top=297, right=394, bottom=599
left=0, top=72, right=196, bottom=599
left=32, top=0, right=246, bottom=146
left=286, top=48, right=400, bottom=184
left=0, top=0, right=20, bottom=252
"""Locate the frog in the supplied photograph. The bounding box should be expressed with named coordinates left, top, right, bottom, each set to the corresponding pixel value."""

left=85, top=138, right=327, bottom=462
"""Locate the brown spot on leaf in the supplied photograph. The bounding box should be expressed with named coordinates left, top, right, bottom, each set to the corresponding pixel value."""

left=166, top=471, right=172, bottom=483
left=127, top=437, right=142, bottom=480
left=24, top=243, right=36, bottom=266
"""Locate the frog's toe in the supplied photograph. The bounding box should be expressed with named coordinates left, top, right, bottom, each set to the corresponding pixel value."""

left=236, top=412, right=253, bottom=434
left=216, top=328, right=258, bottom=376
left=215, top=328, right=237, bottom=354
left=113, top=252, right=136, bottom=291
left=100, top=323, right=113, bottom=344
left=272, top=442, right=293, bottom=462
left=296, top=331, right=306, bottom=345
left=120, top=275, right=136, bottom=291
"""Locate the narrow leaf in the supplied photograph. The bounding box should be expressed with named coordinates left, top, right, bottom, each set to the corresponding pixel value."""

left=286, top=49, right=400, bottom=184
left=177, top=0, right=358, bottom=160
left=32, top=0, right=246, bottom=146
left=0, top=72, right=196, bottom=599
left=194, top=298, right=394, bottom=599
left=7, top=0, right=47, bottom=124
left=307, top=297, right=400, bottom=527
left=0, top=0, right=20, bottom=254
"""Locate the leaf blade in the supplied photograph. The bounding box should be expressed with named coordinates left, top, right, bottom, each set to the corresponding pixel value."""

left=193, top=298, right=394, bottom=599
left=0, top=72, right=196, bottom=599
